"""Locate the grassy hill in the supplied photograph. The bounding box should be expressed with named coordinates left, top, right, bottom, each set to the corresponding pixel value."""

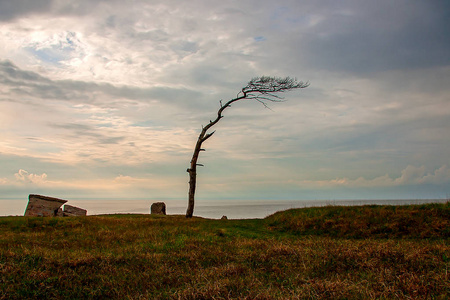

left=266, top=202, right=450, bottom=239
left=1, top=202, right=449, bottom=299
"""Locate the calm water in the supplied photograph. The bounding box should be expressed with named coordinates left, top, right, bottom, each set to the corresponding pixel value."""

left=0, top=198, right=447, bottom=219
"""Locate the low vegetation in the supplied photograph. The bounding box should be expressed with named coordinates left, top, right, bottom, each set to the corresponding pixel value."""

left=1, top=202, right=449, bottom=299
left=266, top=202, right=450, bottom=239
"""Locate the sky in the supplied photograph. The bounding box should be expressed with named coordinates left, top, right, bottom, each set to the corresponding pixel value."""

left=0, top=0, right=449, bottom=204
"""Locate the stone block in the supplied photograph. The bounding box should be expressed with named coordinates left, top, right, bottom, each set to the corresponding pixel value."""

left=24, top=194, right=68, bottom=217
left=63, top=204, right=87, bottom=216
left=151, top=202, right=166, bottom=215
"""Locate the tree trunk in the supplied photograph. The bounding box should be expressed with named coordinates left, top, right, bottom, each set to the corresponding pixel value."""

left=186, top=148, right=199, bottom=218
left=186, top=167, right=196, bottom=218
left=185, top=94, right=243, bottom=218
left=185, top=132, right=205, bottom=218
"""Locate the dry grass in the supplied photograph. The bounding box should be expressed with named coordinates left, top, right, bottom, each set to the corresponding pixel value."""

left=1, top=203, right=449, bottom=299
left=266, top=202, right=450, bottom=239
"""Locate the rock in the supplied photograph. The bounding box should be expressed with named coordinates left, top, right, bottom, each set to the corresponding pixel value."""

left=221, top=215, right=228, bottom=220
left=24, top=194, right=68, bottom=217
left=151, top=202, right=166, bottom=215
left=63, top=204, right=87, bottom=217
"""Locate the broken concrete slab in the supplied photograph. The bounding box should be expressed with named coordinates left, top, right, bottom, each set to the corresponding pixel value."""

left=24, top=194, right=68, bottom=217
left=24, top=194, right=88, bottom=217
left=63, top=204, right=87, bottom=216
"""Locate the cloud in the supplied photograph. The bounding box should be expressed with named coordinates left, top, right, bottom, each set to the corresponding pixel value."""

left=0, top=1, right=272, bottom=87
left=293, top=165, right=450, bottom=188
left=113, top=174, right=169, bottom=188
left=0, top=1, right=449, bottom=202
left=0, top=168, right=187, bottom=200
left=256, top=1, right=450, bottom=75
left=24, top=31, right=88, bottom=66
left=14, top=169, right=48, bottom=184
left=0, top=60, right=206, bottom=165
left=0, top=60, right=208, bottom=109
left=2, top=1, right=449, bottom=81
left=391, top=165, right=450, bottom=186
left=0, top=0, right=52, bottom=21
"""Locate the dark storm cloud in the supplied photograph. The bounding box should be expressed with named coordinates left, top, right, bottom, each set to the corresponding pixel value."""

left=266, top=0, right=450, bottom=75
left=0, top=60, right=205, bottom=108
left=306, top=1, right=450, bottom=73
left=0, top=60, right=51, bottom=83
left=0, top=0, right=120, bottom=21
left=0, top=0, right=53, bottom=21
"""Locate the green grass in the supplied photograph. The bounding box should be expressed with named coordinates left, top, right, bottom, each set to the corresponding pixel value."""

left=266, top=202, right=450, bottom=239
left=1, top=203, right=449, bottom=299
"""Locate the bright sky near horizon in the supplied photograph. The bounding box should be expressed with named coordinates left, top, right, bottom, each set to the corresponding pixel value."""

left=0, top=0, right=449, bottom=203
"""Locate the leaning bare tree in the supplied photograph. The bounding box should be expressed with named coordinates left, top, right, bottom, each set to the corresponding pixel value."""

left=186, top=76, right=309, bottom=218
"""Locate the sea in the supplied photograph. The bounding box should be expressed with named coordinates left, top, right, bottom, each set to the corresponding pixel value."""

left=0, top=198, right=448, bottom=219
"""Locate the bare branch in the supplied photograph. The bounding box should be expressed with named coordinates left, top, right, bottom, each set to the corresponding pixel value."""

left=241, top=76, right=309, bottom=107
left=202, top=130, right=216, bottom=142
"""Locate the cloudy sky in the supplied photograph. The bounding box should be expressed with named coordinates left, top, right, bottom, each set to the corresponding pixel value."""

left=1, top=0, right=449, bottom=204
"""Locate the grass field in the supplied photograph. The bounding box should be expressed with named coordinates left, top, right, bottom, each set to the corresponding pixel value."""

left=1, top=202, right=449, bottom=299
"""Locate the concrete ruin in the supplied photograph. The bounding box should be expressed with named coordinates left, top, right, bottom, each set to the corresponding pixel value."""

left=63, top=204, right=87, bottom=217
left=151, top=202, right=166, bottom=215
left=24, top=194, right=67, bottom=217
left=24, top=194, right=87, bottom=217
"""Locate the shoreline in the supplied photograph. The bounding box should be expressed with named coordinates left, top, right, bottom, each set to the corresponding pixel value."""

left=1, top=198, right=448, bottom=219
